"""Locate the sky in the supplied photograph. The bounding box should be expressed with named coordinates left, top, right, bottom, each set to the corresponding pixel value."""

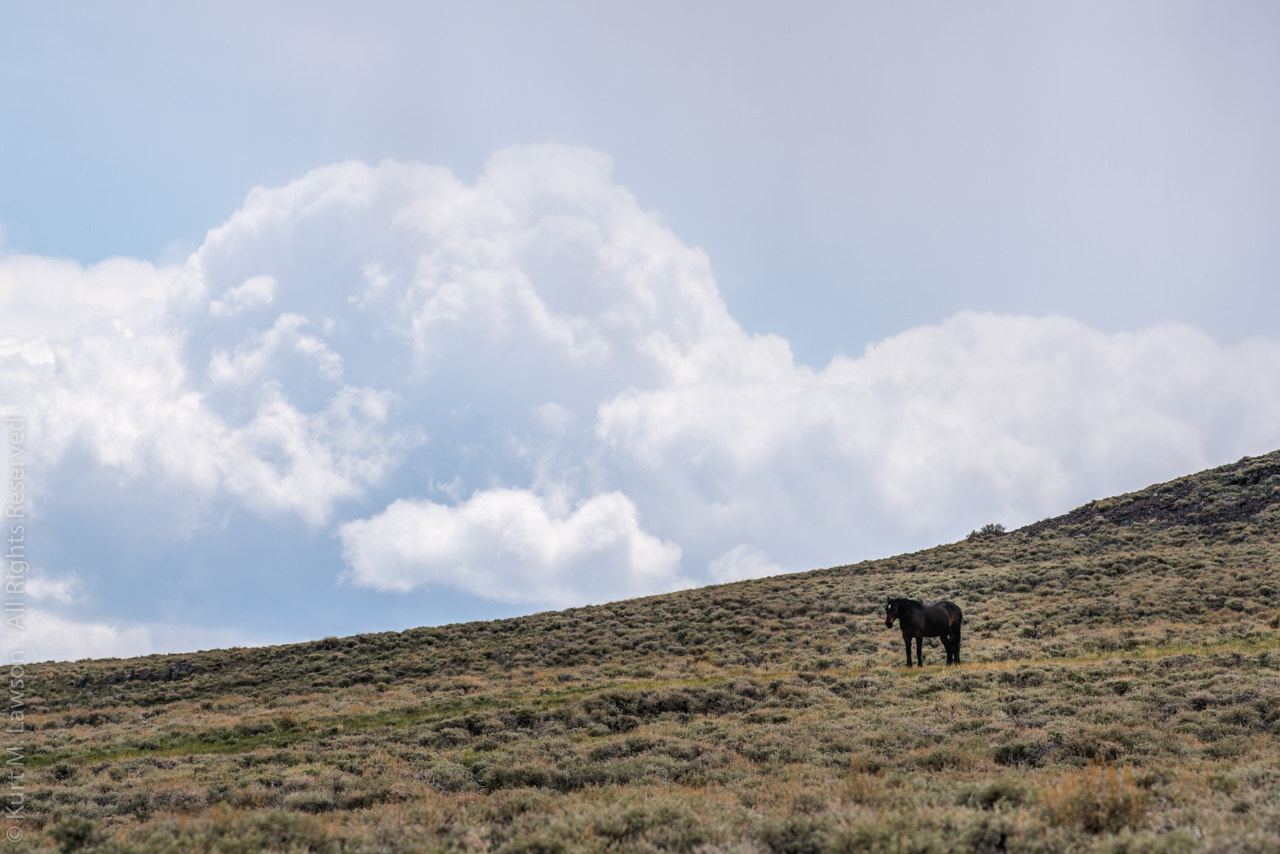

left=2, top=2, right=1279, bottom=661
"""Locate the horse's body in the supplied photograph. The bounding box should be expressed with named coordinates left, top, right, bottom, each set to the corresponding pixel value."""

left=885, top=598, right=962, bottom=666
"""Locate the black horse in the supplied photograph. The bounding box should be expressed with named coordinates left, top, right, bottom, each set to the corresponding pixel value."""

left=885, top=598, right=963, bottom=667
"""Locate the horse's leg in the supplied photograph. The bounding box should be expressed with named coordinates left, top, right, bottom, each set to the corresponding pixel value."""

left=915, top=636, right=923, bottom=667
left=954, top=627, right=961, bottom=664
left=903, top=634, right=913, bottom=667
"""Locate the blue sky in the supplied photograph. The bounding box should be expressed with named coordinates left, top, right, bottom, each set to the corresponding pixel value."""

left=3, top=2, right=1280, bottom=660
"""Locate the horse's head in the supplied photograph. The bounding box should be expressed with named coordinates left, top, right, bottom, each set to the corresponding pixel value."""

left=885, top=598, right=898, bottom=628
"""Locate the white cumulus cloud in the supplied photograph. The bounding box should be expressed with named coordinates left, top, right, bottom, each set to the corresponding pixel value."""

left=0, top=254, right=175, bottom=340
left=709, top=545, right=784, bottom=584
left=0, top=315, right=395, bottom=525
left=207, top=312, right=343, bottom=386
left=7, top=608, right=262, bottom=663
left=209, top=274, right=276, bottom=318
left=6, top=144, right=1280, bottom=630
left=598, top=312, right=1280, bottom=562
left=339, top=488, right=687, bottom=607
left=24, top=575, right=81, bottom=604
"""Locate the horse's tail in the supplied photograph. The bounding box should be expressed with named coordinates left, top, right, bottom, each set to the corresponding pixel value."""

left=943, top=601, right=962, bottom=627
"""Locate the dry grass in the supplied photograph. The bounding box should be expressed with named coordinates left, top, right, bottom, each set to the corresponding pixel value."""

left=13, top=451, right=1280, bottom=852
left=1040, top=763, right=1152, bottom=834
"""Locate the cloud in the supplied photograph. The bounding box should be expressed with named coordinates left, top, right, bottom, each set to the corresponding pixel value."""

left=708, top=545, right=784, bottom=584
left=6, top=143, right=1280, bottom=629
left=209, top=274, right=275, bottom=318
left=599, top=312, right=1280, bottom=556
left=5, top=607, right=264, bottom=663
left=24, top=575, right=81, bottom=604
left=0, top=313, right=396, bottom=525
left=338, top=488, right=686, bottom=607
left=207, top=312, right=343, bottom=386
left=0, top=254, right=175, bottom=340
left=11, top=609, right=156, bottom=662
left=0, top=259, right=397, bottom=527
left=0, top=337, right=54, bottom=367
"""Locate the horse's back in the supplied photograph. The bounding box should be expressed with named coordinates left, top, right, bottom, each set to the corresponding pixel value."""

left=932, top=600, right=962, bottom=625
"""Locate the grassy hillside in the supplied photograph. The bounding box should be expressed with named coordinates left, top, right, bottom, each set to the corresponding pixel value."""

left=13, top=452, right=1280, bottom=853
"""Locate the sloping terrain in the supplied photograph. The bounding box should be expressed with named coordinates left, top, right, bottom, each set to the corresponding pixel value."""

left=14, top=452, right=1280, bottom=852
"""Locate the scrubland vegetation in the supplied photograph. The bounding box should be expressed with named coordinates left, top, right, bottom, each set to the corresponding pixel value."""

left=14, top=452, right=1280, bottom=852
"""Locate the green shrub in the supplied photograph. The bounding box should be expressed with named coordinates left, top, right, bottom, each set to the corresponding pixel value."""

left=993, top=740, right=1053, bottom=767
left=424, top=759, right=480, bottom=793
left=959, top=777, right=1029, bottom=810
left=497, top=836, right=568, bottom=854
left=48, top=817, right=103, bottom=854
left=968, top=523, right=1006, bottom=540
left=758, top=815, right=825, bottom=854
left=282, top=790, right=336, bottom=813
